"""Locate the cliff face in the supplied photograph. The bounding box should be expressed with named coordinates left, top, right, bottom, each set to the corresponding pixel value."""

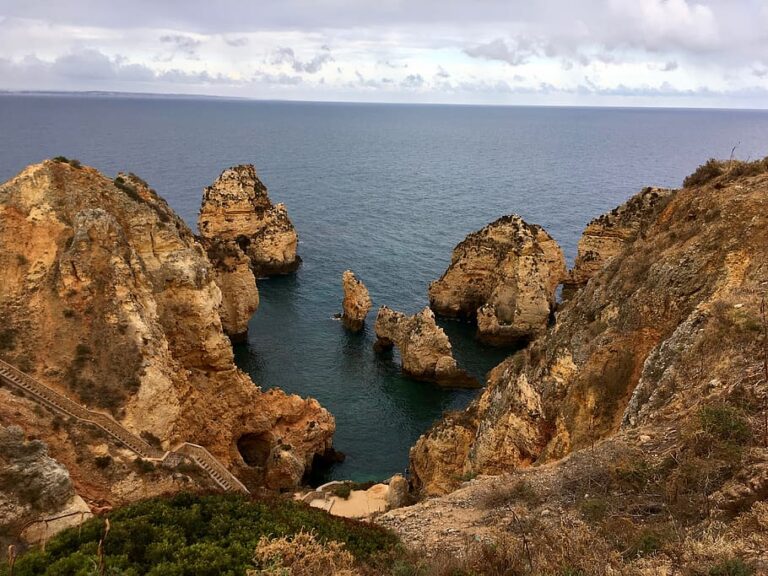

left=198, top=165, right=300, bottom=277
left=563, top=186, right=674, bottom=298
left=412, top=167, right=768, bottom=496
left=374, top=306, right=479, bottom=388
left=0, top=425, right=91, bottom=550
left=203, top=238, right=260, bottom=342
left=428, top=215, right=566, bottom=345
left=0, top=161, right=334, bottom=506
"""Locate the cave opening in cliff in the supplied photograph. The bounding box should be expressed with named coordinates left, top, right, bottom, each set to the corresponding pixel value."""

left=236, top=433, right=271, bottom=467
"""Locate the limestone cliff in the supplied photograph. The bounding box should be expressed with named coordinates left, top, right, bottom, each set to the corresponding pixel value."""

left=374, top=306, right=479, bottom=388
left=341, top=270, right=372, bottom=332
left=428, top=215, right=566, bottom=345
left=198, top=164, right=300, bottom=277
left=412, top=161, right=768, bottom=497
left=0, top=161, right=334, bottom=508
left=203, top=238, right=259, bottom=342
left=562, top=186, right=674, bottom=298
left=0, top=425, right=91, bottom=550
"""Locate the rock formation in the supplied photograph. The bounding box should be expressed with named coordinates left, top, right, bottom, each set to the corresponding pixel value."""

left=203, top=238, right=259, bottom=342
left=562, top=186, right=674, bottom=298
left=386, top=474, right=410, bottom=510
left=341, top=270, right=372, bottom=332
left=198, top=164, right=300, bottom=277
left=0, top=425, right=92, bottom=550
left=429, top=215, right=566, bottom=345
left=0, top=161, right=334, bottom=510
left=374, top=306, right=479, bottom=388
left=411, top=161, right=768, bottom=497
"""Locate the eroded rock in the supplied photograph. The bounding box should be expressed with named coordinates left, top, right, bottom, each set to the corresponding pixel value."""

left=429, top=215, right=566, bottom=345
left=562, top=186, right=674, bottom=298
left=203, top=238, right=259, bottom=342
left=374, top=306, right=479, bottom=388
left=0, top=161, right=334, bottom=503
left=411, top=170, right=768, bottom=496
left=198, top=164, right=300, bottom=277
left=341, top=270, right=372, bottom=332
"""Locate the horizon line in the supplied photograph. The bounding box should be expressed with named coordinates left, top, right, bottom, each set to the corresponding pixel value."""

left=2, top=89, right=768, bottom=113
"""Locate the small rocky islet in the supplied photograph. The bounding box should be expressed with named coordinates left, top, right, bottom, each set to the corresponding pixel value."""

left=2, top=155, right=768, bottom=574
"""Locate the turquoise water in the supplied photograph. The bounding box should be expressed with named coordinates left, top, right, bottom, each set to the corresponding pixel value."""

left=2, top=94, right=768, bottom=481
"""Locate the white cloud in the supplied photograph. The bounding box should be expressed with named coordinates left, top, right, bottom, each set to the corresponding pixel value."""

left=0, top=2, right=766, bottom=107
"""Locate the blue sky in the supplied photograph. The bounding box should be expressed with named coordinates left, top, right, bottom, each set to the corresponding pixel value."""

left=1, top=0, right=767, bottom=107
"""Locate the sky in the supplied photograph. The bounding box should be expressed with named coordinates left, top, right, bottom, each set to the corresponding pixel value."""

left=0, top=0, right=767, bottom=108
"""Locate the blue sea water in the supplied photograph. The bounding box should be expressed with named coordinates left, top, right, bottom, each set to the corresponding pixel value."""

left=1, top=94, right=767, bottom=482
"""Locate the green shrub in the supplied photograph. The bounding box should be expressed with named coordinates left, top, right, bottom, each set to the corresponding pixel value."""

left=0, top=327, right=16, bottom=351
left=699, top=404, right=752, bottom=445
left=4, top=493, right=400, bottom=576
left=94, top=455, right=112, bottom=469
left=330, top=483, right=352, bottom=499
left=684, top=158, right=724, bottom=187
left=708, top=558, right=753, bottom=576
left=51, top=156, right=82, bottom=168
left=133, top=457, right=156, bottom=474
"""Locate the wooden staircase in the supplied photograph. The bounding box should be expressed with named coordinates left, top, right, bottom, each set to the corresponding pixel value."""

left=0, top=358, right=248, bottom=494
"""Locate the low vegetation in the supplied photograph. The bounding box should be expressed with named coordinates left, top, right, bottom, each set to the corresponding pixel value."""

left=51, top=156, right=82, bottom=169
left=3, top=493, right=401, bottom=576
left=683, top=156, right=768, bottom=188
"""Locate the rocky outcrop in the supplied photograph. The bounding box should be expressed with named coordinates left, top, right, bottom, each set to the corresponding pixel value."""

left=429, top=215, right=566, bottom=345
left=198, top=164, right=300, bottom=277
left=386, top=474, right=409, bottom=510
left=411, top=165, right=768, bottom=496
left=0, top=161, right=334, bottom=504
left=562, top=186, right=674, bottom=298
left=341, top=270, right=372, bottom=332
left=203, top=238, right=259, bottom=342
left=0, top=425, right=92, bottom=549
left=374, top=306, right=479, bottom=388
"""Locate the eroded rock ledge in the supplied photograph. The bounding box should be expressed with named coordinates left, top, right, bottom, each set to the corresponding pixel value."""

left=341, top=270, right=372, bottom=332
left=562, top=186, right=674, bottom=298
left=374, top=306, right=479, bottom=388
left=198, top=164, right=301, bottom=277
left=429, top=215, right=566, bottom=345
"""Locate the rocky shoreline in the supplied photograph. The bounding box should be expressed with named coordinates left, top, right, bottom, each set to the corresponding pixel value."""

left=2, top=155, right=767, bottom=574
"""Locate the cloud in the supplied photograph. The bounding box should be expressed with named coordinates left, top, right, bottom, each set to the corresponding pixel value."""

left=159, top=34, right=202, bottom=59
left=464, top=37, right=538, bottom=66
left=224, top=36, right=248, bottom=47
left=270, top=45, right=333, bottom=74
left=606, top=0, right=719, bottom=52
left=401, top=74, right=424, bottom=88
left=0, top=49, right=239, bottom=89
left=0, top=1, right=767, bottom=106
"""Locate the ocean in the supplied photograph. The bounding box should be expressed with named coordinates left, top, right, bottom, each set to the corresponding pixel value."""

left=1, top=94, right=767, bottom=481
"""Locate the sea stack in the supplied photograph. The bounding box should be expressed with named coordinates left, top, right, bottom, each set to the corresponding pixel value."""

left=198, top=164, right=301, bottom=277
left=341, top=270, right=372, bottom=332
left=429, top=215, right=566, bottom=345
left=374, top=306, right=479, bottom=388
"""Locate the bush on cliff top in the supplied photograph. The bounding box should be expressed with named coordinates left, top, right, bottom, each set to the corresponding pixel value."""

left=683, top=156, right=768, bottom=188
left=6, top=493, right=400, bottom=576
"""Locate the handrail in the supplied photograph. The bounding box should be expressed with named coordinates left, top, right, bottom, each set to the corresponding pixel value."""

left=0, top=358, right=248, bottom=494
